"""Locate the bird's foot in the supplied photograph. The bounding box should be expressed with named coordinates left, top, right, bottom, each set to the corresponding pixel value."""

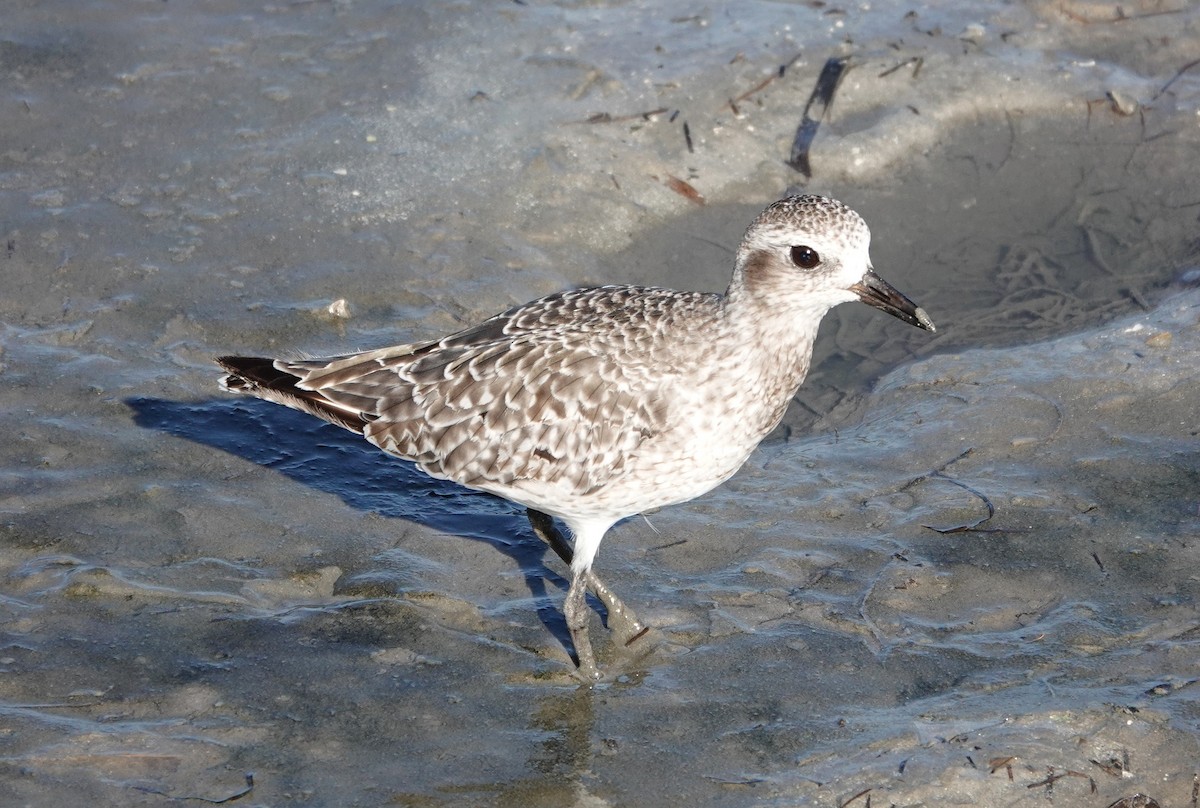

left=527, top=509, right=653, bottom=677
left=564, top=573, right=602, bottom=681
left=584, top=570, right=650, bottom=649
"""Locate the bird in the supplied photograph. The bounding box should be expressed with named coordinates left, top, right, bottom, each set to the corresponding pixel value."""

left=217, top=194, right=935, bottom=679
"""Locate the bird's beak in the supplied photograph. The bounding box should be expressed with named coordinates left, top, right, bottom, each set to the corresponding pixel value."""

left=850, top=269, right=936, bottom=332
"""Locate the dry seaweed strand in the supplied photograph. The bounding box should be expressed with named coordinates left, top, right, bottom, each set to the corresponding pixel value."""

left=133, top=773, right=255, bottom=804
left=889, top=448, right=1003, bottom=533
left=727, top=51, right=803, bottom=112
left=1153, top=56, right=1200, bottom=101
left=1058, top=1, right=1186, bottom=24
left=736, top=74, right=775, bottom=103
left=701, top=774, right=766, bottom=786
left=922, top=474, right=997, bottom=534
left=989, top=756, right=1016, bottom=780
left=572, top=107, right=669, bottom=125
left=1027, top=767, right=1096, bottom=794
left=878, top=56, right=923, bottom=79
left=971, top=224, right=1156, bottom=339
left=1090, top=753, right=1129, bottom=778
left=839, top=787, right=872, bottom=808
left=787, top=56, right=852, bottom=177
left=663, top=175, right=705, bottom=205
left=886, top=448, right=971, bottom=491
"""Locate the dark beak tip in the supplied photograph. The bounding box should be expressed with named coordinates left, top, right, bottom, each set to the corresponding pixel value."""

left=852, top=271, right=935, bottom=334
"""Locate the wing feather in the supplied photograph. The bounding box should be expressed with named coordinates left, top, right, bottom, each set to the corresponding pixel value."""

left=225, top=286, right=718, bottom=498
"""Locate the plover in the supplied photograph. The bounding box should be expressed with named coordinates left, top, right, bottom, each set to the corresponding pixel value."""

left=217, top=194, right=935, bottom=679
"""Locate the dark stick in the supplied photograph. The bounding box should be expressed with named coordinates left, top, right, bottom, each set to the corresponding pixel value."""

left=787, top=56, right=851, bottom=177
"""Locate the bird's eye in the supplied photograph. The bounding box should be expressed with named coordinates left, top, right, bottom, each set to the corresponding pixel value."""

left=790, top=245, right=821, bottom=269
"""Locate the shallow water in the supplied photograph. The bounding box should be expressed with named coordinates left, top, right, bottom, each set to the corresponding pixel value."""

left=3, top=1, right=1200, bottom=805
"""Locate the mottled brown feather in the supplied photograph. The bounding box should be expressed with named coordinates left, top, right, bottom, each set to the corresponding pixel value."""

left=223, top=286, right=702, bottom=497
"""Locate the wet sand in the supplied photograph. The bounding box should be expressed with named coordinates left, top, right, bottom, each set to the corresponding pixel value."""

left=2, top=1, right=1200, bottom=805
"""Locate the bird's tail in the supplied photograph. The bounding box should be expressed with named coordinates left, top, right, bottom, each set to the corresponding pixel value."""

left=216, top=356, right=368, bottom=433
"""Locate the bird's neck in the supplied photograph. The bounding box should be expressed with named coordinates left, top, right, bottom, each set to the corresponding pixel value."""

left=713, top=294, right=821, bottom=438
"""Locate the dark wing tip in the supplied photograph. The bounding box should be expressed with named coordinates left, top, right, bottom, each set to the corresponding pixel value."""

left=216, top=355, right=294, bottom=389
left=216, top=354, right=370, bottom=434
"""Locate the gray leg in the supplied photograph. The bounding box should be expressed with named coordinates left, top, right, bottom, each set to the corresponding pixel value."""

left=526, top=509, right=650, bottom=663
left=563, top=570, right=600, bottom=680
left=579, top=569, right=648, bottom=649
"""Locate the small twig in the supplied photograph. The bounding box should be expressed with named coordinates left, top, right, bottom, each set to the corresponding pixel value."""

left=648, top=538, right=688, bottom=552
left=895, top=449, right=999, bottom=533
left=1151, top=57, right=1200, bottom=101
left=839, top=787, right=872, bottom=808
left=899, top=448, right=973, bottom=490
left=1060, top=2, right=1185, bottom=24
left=731, top=52, right=803, bottom=106
left=878, top=56, right=923, bottom=79
left=922, top=474, right=996, bottom=533
left=2, top=700, right=102, bottom=710
left=734, top=75, right=775, bottom=103
left=989, top=756, right=1016, bottom=780
left=1027, top=768, right=1095, bottom=794
left=702, top=774, right=765, bottom=786
left=132, top=773, right=255, bottom=804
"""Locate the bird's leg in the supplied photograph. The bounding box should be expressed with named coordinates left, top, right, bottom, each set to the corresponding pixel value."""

left=526, top=509, right=649, bottom=653
left=580, top=571, right=649, bottom=649
left=563, top=569, right=600, bottom=680
left=527, top=508, right=575, bottom=567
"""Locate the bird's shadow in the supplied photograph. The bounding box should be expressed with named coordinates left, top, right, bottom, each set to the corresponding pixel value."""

left=126, top=396, right=576, bottom=651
